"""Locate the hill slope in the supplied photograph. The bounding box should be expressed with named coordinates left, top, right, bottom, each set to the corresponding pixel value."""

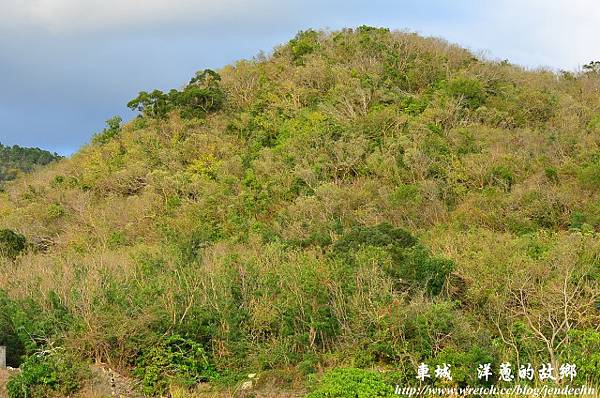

left=0, top=27, right=599, bottom=397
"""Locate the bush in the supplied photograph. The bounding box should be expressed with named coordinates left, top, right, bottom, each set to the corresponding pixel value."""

left=332, top=223, right=416, bottom=254
left=289, top=30, right=320, bottom=63
left=332, top=223, right=454, bottom=295
left=134, top=335, right=218, bottom=396
left=0, top=290, right=76, bottom=367
left=485, top=164, right=514, bottom=191
left=445, top=78, right=486, bottom=110
left=544, top=166, right=559, bottom=184
left=0, top=229, right=26, bottom=260
left=92, top=116, right=123, bottom=145
left=0, top=292, right=26, bottom=367
left=563, top=329, right=600, bottom=385
left=7, top=351, right=89, bottom=398
left=431, top=346, right=495, bottom=387
left=578, top=158, right=600, bottom=189
left=403, top=301, right=460, bottom=359
left=306, top=368, right=395, bottom=398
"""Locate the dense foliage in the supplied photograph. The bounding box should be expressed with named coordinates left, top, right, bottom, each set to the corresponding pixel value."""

left=0, top=229, right=26, bottom=260
left=0, top=143, right=61, bottom=183
left=306, top=368, right=395, bottom=398
left=0, top=27, right=599, bottom=396
left=127, top=69, right=225, bottom=120
left=6, top=351, right=89, bottom=398
left=134, top=335, right=219, bottom=395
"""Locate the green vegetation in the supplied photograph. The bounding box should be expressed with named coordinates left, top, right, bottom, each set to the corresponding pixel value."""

left=127, top=69, right=224, bottom=119
left=0, top=229, right=26, bottom=260
left=306, top=368, right=395, bottom=398
left=6, top=351, right=89, bottom=398
left=0, top=143, right=61, bottom=184
left=0, top=27, right=599, bottom=396
left=134, top=335, right=219, bottom=396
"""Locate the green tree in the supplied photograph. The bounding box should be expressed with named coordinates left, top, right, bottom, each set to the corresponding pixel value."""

left=0, top=229, right=26, bottom=260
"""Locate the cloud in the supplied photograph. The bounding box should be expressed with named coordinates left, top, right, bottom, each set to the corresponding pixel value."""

left=476, top=0, right=600, bottom=69
left=0, top=0, right=287, bottom=34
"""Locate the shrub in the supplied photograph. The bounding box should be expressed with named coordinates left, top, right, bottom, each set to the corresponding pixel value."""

left=544, top=166, right=559, bottom=184
left=485, top=165, right=514, bottom=191
left=0, top=290, right=75, bottom=365
left=445, top=78, right=486, bottom=110
left=134, top=335, right=218, bottom=396
left=289, top=30, right=320, bottom=63
left=431, top=346, right=495, bottom=387
left=389, top=184, right=421, bottom=207
left=0, top=292, right=26, bottom=367
left=0, top=229, right=26, bottom=260
left=7, top=351, right=89, bottom=398
left=400, top=95, right=429, bottom=116
left=92, top=116, right=123, bottom=145
left=563, top=329, right=600, bottom=385
left=578, top=158, right=600, bottom=189
left=332, top=223, right=454, bottom=295
left=332, top=223, right=416, bottom=254
left=588, top=114, right=600, bottom=130
left=306, top=368, right=395, bottom=398
left=403, top=301, right=460, bottom=359
left=46, top=203, right=65, bottom=220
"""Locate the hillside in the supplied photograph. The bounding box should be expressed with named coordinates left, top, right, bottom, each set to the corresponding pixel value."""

left=0, top=27, right=599, bottom=397
left=0, top=143, right=61, bottom=184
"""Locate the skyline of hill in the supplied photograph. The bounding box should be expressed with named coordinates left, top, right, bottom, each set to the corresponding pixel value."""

left=0, top=27, right=599, bottom=397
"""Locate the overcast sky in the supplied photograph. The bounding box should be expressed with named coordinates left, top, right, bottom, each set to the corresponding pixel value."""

left=1, top=0, right=599, bottom=155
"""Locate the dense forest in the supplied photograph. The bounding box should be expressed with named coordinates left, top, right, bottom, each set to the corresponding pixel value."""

left=0, top=27, right=599, bottom=397
left=0, top=144, right=61, bottom=184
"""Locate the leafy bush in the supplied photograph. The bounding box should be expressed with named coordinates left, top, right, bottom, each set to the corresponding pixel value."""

left=445, top=78, right=486, bottom=109
left=134, top=335, right=218, bottom=396
left=485, top=165, right=514, bottom=191
left=333, top=223, right=454, bottom=295
left=588, top=114, right=600, bottom=130
left=7, top=351, right=89, bottom=398
left=0, top=290, right=75, bottom=365
left=403, top=301, right=461, bottom=359
left=431, top=346, right=495, bottom=387
left=333, top=223, right=416, bottom=253
left=306, top=368, right=395, bottom=398
left=544, top=166, right=559, bottom=184
left=93, top=116, right=123, bottom=145
left=288, top=30, right=320, bottom=63
left=0, top=293, right=26, bottom=367
left=0, top=229, right=26, bottom=259
left=578, top=157, right=600, bottom=189
left=563, top=329, right=600, bottom=385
